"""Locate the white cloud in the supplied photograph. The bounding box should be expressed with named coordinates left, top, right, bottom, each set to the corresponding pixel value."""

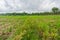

left=0, top=0, right=59, bottom=12
left=0, top=0, right=7, bottom=10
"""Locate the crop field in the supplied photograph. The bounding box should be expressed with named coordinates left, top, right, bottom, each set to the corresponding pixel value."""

left=0, top=15, right=60, bottom=40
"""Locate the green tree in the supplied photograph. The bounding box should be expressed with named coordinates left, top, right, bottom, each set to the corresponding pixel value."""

left=52, top=7, right=59, bottom=14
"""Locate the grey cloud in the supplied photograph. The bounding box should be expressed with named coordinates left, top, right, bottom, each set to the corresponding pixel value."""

left=0, top=0, right=60, bottom=12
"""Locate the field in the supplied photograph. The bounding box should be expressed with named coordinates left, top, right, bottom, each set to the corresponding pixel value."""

left=0, top=15, right=60, bottom=40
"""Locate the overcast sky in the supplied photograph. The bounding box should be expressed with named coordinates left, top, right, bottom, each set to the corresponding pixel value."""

left=0, top=0, right=60, bottom=13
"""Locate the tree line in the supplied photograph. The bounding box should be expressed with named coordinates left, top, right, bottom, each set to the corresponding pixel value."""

left=0, top=7, right=60, bottom=15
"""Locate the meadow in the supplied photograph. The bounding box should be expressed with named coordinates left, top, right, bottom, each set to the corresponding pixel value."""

left=0, top=15, right=60, bottom=40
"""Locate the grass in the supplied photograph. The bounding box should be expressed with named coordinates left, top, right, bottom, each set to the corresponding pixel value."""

left=0, top=15, right=60, bottom=40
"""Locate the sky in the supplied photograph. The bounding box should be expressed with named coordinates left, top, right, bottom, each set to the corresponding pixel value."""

left=0, top=0, right=60, bottom=13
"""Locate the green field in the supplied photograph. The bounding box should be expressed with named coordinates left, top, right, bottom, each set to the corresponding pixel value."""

left=0, top=15, right=60, bottom=40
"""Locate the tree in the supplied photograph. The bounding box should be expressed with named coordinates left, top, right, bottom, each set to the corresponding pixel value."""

left=52, top=7, right=59, bottom=14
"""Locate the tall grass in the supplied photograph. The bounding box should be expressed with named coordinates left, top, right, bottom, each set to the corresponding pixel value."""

left=0, top=15, right=60, bottom=40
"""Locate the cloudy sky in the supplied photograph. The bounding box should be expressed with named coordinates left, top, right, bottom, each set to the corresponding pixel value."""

left=0, top=0, right=60, bottom=13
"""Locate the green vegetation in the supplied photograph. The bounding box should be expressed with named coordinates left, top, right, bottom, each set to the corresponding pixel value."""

left=52, top=7, right=59, bottom=13
left=0, top=15, right=60, bottom=40
left=0, top=7, right=60, bottom=15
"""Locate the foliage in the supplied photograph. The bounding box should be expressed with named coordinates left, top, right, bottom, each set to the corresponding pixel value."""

left=52, top=7, right=59, bottom=13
